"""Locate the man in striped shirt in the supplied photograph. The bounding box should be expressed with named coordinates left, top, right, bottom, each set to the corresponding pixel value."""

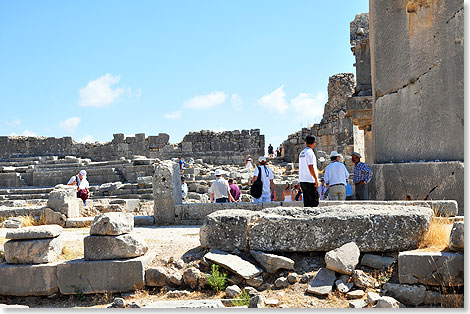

left=351, top=152, right=373, bottom=200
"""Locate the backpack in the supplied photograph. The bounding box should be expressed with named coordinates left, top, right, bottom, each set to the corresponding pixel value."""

left=250, top=166, right=263, bottom=199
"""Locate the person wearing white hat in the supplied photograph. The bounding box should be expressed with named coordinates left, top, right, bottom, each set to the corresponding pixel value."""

left=323, top=151, right=349, bottom=200
left=209, top=169, right=236, bottom=203
left=252, top=156, right=275, bottom=203
left=67, top=169, right=90, bottom=206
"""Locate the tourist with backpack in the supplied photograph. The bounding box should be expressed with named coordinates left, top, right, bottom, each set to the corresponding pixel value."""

left=251, top=156, right=275, bottom=203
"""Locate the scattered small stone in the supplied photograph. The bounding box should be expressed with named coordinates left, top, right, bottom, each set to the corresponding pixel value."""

left=274, top=277, right=289, bottom=289
left=349, top=299, right=367, bottom=308
left=167, top=290, right=191, bottom=298
left=325, top=242, right=360, bottom=275
left=258, top=283, right=272, bottom=291
left=249, top=294, right=266, bottom=308
left=245, top=275, right=263, bottom=287
left=225, top=285, right=242, bottom=298
left=352, top=270, right=377, bottom=289
left=243, top=286, right=259, bottom=296
left=300, top=272, right=314, bottom=283
left=112, top=297, right=126, bottom=308
left=376, top=296, right=401, bottom=308
left=227, top=274, right=244, bottom=285
left=182, top=268, right=201, bottom=290
left=174, top=259, right=185, bottom=269
left=169, top=272, right=183, bottom=286
left=250, top=250, right=295, bottom=273
left=360, top=254, right=395, bottom=269
left=287, top=272, right=298, bottom=284
left=306, top=268, right=336, bottom=296
left=346, top=289, right=365, bottom=299
left=265, top=299, right=279, bottom=306
left=366, top=291, right=381, bottom=305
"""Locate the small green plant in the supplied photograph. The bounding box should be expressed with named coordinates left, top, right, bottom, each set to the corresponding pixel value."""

left=72, top=285, right=86, bottom=301
left=206, top=264, right=227, bottom=292
left=231, top=289, right=251, bottom=307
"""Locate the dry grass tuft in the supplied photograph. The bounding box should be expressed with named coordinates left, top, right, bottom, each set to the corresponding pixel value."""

left=59, top=242, right=84, bottom=261
left=418, top=217, right=453, bottom=251
left=20, top=214, right=41, bottom=227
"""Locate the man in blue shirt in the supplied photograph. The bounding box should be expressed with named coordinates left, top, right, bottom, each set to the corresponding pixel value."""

left=323, top=151, right=349, bottom=200
left=351, top=152, right=373, bottom=200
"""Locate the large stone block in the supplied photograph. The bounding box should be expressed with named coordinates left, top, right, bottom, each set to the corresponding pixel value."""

left=57, top=252, right=155, bottom=294
left=369, top=162, right=464, bottom=215
left=153, top=160, right=181, bottom=225
left=370, top=0, right=463, bottom=163
left=6, top=225, right=63, bottom=240
left=200, top=205, right=432, bottom=252
left=200, top=210, right=261, bottom=251
left=0, top=261, right=60, bottom=296
left=4, top=236, right=63, bottom=264
left=47, top=185, right=80, bottom=218
left=90, top=212, right=134, bottom=236
left=84, top=234, right=148, bottom=260
left=398, top=250, right=464, bottom=286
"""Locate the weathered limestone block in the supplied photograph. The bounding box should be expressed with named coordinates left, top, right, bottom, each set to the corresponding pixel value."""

left=84, top=234, right=148, bottom=260
left=1, top=217, right=23, bottom=228
left=249, top=250, right=295, bottom=274
left=99, top=182, right=123, bottom=192
left=90, top=212, right=134, bottom=236
left=449, top=221, right=464, bottom=251
left=4, top=236, right=63, bottom=264
left=306, top=268, right=336, bottom=296
left=200, top=205, right=433, bottom=252
left=398, top=250, right=464, bottom=286
left=47, top=185, right=80, bottom=218
left=325, top=242, right=360, bottom=275
left=0, top=262, right=60, bottom=296
left=352, top=270, right=377, bottom=289
left=6, top=225, right=63, bottom=240
left=382, top=283, right=426, bottom=306
left=360, top=254, right=395, bottom=269
left=200, top=210, right=260, bottom=251
left=153, top=160, right=181, bottom=225
left=204, top=250, right=263, bottom=279
left=57, top=252, right=155, bottom=294
left=145, top=267, right=171, bottom=287
left=43, top=208, right=66, bottom=227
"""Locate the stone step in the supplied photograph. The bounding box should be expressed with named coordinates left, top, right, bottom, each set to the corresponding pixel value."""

left=0, top=193, right=49, bottom=200
left=0, top=187, right=54, bottom=195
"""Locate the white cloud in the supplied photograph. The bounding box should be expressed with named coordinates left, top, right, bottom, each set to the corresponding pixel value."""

left=258, top=85, right=288, bottom=114
left=231, top=94, right=243, bottom=111
left=78, top=73, right=124, bottom=107
left=59, top=117, right=81, bottom=133
left=6, top=119, right=21, bottom=127
left=290, top=90, right=327, bottom=119
left=79, top=135, right=95, bottom=143
left=164, top=110, right=182, bottom=120
left=182, top=91, right=226, bottom=109
left=10, top=130, right=37, bottom=137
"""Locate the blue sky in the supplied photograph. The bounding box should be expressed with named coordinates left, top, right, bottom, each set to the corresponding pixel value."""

left=0, top=1, right=369, bottom=149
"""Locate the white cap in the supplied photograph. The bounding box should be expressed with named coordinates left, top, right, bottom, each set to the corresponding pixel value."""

left=79, top=170, right=87, bottom=177
left=258, top=156, right=267, bottom=163
left=329, top=151, right=340, bottom=158
left=215, top=169, right=224, bottom=176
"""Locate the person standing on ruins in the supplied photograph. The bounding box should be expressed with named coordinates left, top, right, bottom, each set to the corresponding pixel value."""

left=252, top=156, right=275, bottom=203
left=317, top=177, right=328, bottom=200
left=67, top=169, right=89, bottom=206
left=268, top=144, right=274, bottom=158
left=209, top=169, right=236, bottom=203
left=351, top=152, right=373, bottom=200
left=181, top=177, right=188, bottom=200
left=298, top=136, right=319, bottom=207
left=245, top=155, right=254, bottom=170
left=228, top=178, right=241, bottom=201
left=323, top=151, right=349, bottom=200
left=178, top=157, right=184, bottom=173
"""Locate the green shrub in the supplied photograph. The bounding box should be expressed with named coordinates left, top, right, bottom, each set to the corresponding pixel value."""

left=206, top=264, right=227, bottom=292
left=231, top=289, right=251, bottom=307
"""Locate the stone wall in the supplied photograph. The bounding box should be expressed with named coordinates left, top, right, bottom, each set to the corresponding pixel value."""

left=369, top=0, right=464, bottom=163
left=0, top=133, right=170, bottom=162
left=151, top=129, right=265, bottom=166
left=282, top=73, right=356, bottom=171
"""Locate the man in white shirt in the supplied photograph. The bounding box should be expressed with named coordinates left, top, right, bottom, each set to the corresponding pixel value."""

left=323, top=151, right=350, bottom=200
left=67, top=169, right=89, bottom=206
left=252, top=156, right=275, bottom=203
left=181, top=178, right=188, bottom=200
left=209, top=169, right=236, bottom=203
left=298, top=136, right=320, bottom=207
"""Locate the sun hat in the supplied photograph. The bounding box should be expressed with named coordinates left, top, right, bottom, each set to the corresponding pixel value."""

left=79, top=170, right=87, bottom=177
left=215, top=169, right=224, bottom=176
left=351, top=152, right=362, bottom=158
left=258, top=156, right=267, bottom=164
left=329, top=151, right=340, bottom=158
